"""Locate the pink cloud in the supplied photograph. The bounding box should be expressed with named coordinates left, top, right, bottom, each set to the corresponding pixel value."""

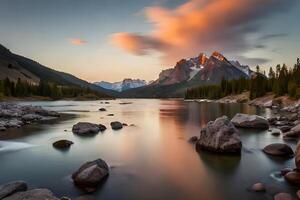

left=69, top=38, right=87, bottom=45
left=112, top=0, right=296, bottom=65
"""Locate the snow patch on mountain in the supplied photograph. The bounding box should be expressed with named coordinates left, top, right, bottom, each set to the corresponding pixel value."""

left=94, top=79, right=148, bottom=92
left=189, top=65, right=203, bottom=80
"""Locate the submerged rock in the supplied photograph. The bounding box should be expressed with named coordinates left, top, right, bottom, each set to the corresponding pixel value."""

left=110, top=121, right=123, bottom=130
left=251, top=183, right=266, bottom=192
left=72, top=159, right=109, bottom=193
left=274, top=193, right=292, bottom=200
left=3, top=188, right=59, bottom=200
left=0, top=181, right=27, bottom=199
left=52, top=140, right=74, bottom=149
left=72, top=122, right=101, bottom=135
left=271, top=129, right=281, bottom=136
left=263, top=143, right=294, bottom=157
left=75, top=195, right=96, bottom=200
left=231, top=113, right=269, bottom=129
left=196, top=116, right=242, bottom=154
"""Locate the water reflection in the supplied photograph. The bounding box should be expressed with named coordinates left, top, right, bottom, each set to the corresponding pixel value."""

left=0, top=100, right=297, bottom=200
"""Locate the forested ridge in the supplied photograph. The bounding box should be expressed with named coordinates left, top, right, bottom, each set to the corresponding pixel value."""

left=0, top=78, right=110, bottom=100
left=185, top=58, right=300, bottom=100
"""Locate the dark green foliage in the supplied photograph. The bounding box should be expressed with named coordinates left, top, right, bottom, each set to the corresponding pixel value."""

left=0, top=78, right=108, bottom=99
left=185, top=59, right=300, bottom=100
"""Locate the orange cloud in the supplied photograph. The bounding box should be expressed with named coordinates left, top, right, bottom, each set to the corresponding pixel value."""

left=69, top=38, right=87, bottom=45
left=112, top=0, right=296, bottom=65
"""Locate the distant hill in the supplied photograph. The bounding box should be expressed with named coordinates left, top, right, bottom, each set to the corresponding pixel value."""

left=0, top=44, right=117, bottom=97
left=94, top=78, right=148, bottom=92
left=120, top=52, right=254, bottom=98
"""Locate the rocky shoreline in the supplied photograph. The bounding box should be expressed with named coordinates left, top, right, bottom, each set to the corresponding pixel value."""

left=0, top=102, right=60, bottom=132
left=190, top=108, right=300, bottom=199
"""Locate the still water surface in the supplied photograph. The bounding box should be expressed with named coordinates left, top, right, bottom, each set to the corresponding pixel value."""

left=0, top=99, right=297, bottom=200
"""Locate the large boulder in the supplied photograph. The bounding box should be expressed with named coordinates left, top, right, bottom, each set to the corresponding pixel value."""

left=0, top=181, right=27, bottom=199
left=231, top=113, right=269, bottom=129
left=72, top=159, right=109, bottom=192
left=52, top=140, right=74, bottom=149
left=110, top=121, right=123, bottom=130
left=3, top=188, right=59, bottom=200
left=196, top=116, right=242, bottom=154
left=72, top=122, right=101, bottom=135
left=263, top=143, right=294, bottom=157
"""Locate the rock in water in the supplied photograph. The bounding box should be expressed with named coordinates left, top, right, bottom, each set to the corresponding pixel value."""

left=231, top=113, right=269, bottom=129
left=284, top=124, right=300, bottom=138
left=21, top=114, right=42, bottom=122
left=251, top=183, right=266, bottom=192
left=52, top=140, right=74, bottom=149
left=99, top=108, right=106, bottom=112
left=188, top=136, right=198, bottom=143
left=72, top=159, right=109, bottom=193
left=263, top=143, right=294, bottom=157
left=0, top=126, right=6, bottom=131
left=0, top=181, right=27, bottom=199
left=75, top=195, right=96, bottom=200
left=274, top=193, right=292, bottom=200
left=295, top=141, right=300, bottom=170
left=284, top=171, right=300, bottom=185
left=99, top=124, right=107, bottom=132
left=110, top=121, right=123, bottom=130
left=72, top=122, right=100, bottom=135
left=3, top=188, right=59, bottom=200
left=196, top=116, right=242, bottom=154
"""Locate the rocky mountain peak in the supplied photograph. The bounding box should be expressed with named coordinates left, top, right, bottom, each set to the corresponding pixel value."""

left=211, top=51, right=226, bottom=61
left=198, top=53, right=208, bottom=65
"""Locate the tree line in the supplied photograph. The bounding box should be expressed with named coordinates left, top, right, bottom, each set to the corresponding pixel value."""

left=0, top=78, right=108, bottom=99
left=185, top=58, right=300, bottom=100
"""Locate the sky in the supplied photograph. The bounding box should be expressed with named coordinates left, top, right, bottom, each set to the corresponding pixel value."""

left=0, top=0, right=300, bottom=83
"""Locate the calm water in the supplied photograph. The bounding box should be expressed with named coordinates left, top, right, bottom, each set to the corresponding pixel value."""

left=0, top=99, right=298, bottom=200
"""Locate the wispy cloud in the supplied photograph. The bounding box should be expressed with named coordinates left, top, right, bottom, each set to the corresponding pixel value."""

left=112, top=0, right=297, bottom=65
left=69, top=38, right=87, bottom=45
left=258, top=33, right=288, bottom=41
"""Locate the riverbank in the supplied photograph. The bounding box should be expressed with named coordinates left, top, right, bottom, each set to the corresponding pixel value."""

left=188, top=92, right=300, bottom=109
left=0, top=102, right=61, bottom=133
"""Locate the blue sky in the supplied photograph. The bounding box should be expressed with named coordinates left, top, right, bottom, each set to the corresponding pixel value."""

left=0, top=0, right=299, bottom=82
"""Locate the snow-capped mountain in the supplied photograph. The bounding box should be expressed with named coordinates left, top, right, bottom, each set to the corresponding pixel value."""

left=120, top=52, right=254, bottom=98
left=151, top=51, right=252, bottom=86
left=94, top=79, right=148, bottom=92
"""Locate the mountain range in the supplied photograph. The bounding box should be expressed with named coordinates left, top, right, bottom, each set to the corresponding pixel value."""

left=0, top=43, right=254, bottom=99
left=0, top=44, right=117, bottom=97
left=118, top=52, right=254, bottom=98
left=94, top=79, right=148, bottom=92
